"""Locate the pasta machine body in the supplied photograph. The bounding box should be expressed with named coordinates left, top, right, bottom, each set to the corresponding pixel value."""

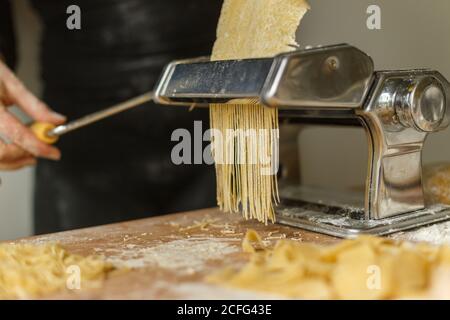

left=154, top=44, right=450, bottom=238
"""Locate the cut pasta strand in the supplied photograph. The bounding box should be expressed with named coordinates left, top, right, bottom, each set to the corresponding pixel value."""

left=209, top=0, right=309, bottom=223
left=210, top=104, right=279, bottom=223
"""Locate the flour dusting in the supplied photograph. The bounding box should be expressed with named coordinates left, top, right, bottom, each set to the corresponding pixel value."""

left=392, top=221, right=450, bottom=245
left=19, top=233, right=92, bottom=245
left=100, top=237, right=239, bottom=273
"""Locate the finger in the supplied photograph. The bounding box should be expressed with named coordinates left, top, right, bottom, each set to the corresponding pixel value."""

left=0, top=64, right=66, bottom=124
left=0, top=157, right=36, bottom=171
left=0, top=107, right=61, bottom=160
left=0, top=140, right=30, bottom=162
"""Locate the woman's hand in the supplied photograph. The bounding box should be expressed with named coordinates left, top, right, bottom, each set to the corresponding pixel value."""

left=0, top=61, right=66, bottom=170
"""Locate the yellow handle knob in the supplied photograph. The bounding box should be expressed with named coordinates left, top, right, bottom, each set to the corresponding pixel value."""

left=30, top=122, right=59, bottom=144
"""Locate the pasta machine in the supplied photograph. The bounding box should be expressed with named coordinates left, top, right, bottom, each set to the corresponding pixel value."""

left=153, top=44, right=450, bottom=238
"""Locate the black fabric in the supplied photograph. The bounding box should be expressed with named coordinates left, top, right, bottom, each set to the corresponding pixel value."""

left=30, top=0, right=222, bottom=234
left=0, top=0, right=16, bottom=68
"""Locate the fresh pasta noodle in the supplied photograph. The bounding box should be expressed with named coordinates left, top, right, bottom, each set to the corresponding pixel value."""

left=0, top=243, right=114, bottom=299
left=210, top=0, right=310, bottom=223
left=209, top=103, right=280, bottom=223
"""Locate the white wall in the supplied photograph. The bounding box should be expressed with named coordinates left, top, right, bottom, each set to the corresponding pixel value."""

left=1, top=0, right=450, bottom=240
left=296, top=0, right=450, bottom=189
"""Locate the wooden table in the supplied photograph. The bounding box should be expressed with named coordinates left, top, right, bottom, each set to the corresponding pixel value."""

left=16, top=208, right=338, bottom=299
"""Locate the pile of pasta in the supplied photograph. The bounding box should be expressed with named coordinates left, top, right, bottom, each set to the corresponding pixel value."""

left=0, top=243, right=114, bottom=299
left=208, top=231, right=450, bottom=299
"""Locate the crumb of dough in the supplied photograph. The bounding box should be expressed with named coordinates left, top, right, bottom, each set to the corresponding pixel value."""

left=241, top=229, right=263, bottom=253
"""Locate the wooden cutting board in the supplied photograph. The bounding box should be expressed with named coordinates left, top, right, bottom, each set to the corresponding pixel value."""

left=14, top=208, right=337, bottom=299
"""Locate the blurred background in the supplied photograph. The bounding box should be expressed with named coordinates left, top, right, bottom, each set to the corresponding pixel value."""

left=296, top=0, right=450, bottom=193
left=1, top=0, right=450, bottom=240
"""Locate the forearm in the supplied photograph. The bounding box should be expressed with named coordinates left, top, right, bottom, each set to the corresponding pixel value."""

left=0, top=0, right=16, bottom=68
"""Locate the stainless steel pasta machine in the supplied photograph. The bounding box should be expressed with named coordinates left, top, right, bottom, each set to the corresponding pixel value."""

left=153, top=44, right=450, bottom=238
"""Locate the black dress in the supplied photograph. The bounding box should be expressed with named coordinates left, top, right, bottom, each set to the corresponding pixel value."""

left=2, top=0, right=223, bottom=234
